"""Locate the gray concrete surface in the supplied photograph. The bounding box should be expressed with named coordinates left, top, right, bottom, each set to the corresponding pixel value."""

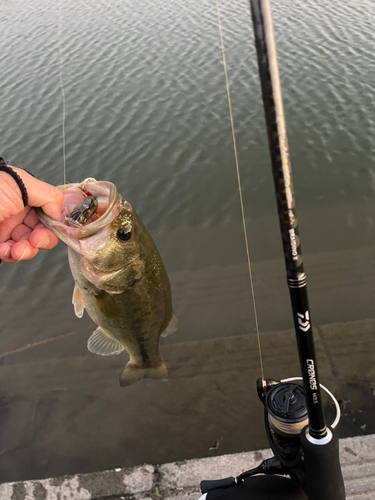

left=0, top=434, right=374, bottom=499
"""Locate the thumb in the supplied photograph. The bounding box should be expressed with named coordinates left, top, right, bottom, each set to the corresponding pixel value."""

left=11, top=167, right=64, bottom=221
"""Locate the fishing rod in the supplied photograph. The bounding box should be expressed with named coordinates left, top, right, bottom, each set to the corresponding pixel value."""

left=199, top=0, right=346, bottom=498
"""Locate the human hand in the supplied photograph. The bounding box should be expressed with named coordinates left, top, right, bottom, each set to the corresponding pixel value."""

left=0, top=165, right=64, bottom=263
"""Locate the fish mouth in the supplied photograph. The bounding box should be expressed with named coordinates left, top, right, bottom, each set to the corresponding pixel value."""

left=35, top=180, right=121, bottom=255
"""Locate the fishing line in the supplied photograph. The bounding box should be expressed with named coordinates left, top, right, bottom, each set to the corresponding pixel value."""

left=214, top=0, right=264, bottom=380
left=268, top=414, right=308, bottom=436
left=57, top=0, right=67, bottom=185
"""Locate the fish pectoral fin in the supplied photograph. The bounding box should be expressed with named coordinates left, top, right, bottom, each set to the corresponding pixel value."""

left=87, top=326, right=124, bottom=356
left=119, top=360, right=168, bottom=387
left=161, top=312, right=178, bottom=338
left=72, top=284, right=85, bottom=318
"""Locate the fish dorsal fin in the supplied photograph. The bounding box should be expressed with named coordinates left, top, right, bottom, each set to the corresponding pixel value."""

left=161, top=312, right=178, bottom=338
left=72, top=284, right=85, bottom=318
left=87, top=326, right=124, bottom=356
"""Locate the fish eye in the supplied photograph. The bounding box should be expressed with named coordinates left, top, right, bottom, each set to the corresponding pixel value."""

left=117, top=228, right=132, bottom=241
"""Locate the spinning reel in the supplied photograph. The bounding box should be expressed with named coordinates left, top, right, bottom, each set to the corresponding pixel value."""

left=200, top=379, right=341, bottom=500
left=260, top=379, right=309, bottom=477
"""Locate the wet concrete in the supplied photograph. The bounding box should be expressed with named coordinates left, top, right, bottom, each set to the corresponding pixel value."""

left=0, top=318, right=374, bottom=483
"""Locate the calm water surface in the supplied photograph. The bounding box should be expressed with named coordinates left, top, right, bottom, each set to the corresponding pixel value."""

left=0, top=0, right=375, bottom=482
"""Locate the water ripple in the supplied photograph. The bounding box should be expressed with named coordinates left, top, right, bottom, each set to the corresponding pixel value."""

left=0, top=0, right=374, bottom=328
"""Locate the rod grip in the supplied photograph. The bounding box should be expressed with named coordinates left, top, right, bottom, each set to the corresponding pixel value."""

left=300, top=427, right=345, bottom=500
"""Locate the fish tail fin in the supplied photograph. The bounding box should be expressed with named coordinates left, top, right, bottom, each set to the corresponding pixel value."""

left=119, top=360, right=168, bottom=387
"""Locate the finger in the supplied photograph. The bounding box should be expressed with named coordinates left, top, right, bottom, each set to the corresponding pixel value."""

left=23, top=208, right=41, bottom=229
left=23, top=211, right=58, bottom=237
left=29, top=227, right=59, bottom=249
left=40, top=198, right=65, bottom=222
left=20, top=212, right=60, bottom=249
left=10, top=167, right=64, bottom=221
left=9, top=240, right=39, bottom=261
left=11, top=223, right=32, bottom=242
left=0, top=207, right=31, bottom=242
left=0, top=241, right=18, bottom=263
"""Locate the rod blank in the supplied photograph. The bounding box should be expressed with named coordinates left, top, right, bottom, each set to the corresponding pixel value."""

left=249, top=0, right=327, bottom=439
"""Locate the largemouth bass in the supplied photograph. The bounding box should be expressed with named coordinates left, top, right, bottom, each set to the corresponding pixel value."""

left=35, top=179, right=177, bottom=387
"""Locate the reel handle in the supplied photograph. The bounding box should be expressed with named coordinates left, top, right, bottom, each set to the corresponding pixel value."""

left=200, top=477, right=236, bottom=494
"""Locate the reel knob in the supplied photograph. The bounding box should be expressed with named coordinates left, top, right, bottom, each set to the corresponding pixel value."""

left=266, top=383, right=308, bottom=436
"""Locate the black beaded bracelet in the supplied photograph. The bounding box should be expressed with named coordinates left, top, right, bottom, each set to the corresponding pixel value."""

left=0, top=157, right=28, bottom=207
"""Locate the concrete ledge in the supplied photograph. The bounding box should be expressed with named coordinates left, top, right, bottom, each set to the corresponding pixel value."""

left=158, top=449, right=273, bottom=490
left=1, top=434, right=375, bottom=499
left=0, top=465, right=154, bottom=500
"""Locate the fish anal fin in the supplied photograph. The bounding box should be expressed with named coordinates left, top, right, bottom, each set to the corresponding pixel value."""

left=119, top=360, right=168, bottom=387
left=87, top=326, right=124, bottom=356
left=72, top=284, right=85, bottom=318
left=161, top=312, right=178, bottom=338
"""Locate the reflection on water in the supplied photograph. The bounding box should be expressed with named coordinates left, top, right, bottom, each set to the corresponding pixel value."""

left=0, top=0, right=375, bottom=483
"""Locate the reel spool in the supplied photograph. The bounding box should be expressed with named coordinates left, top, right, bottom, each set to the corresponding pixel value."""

left=264, top=382, right=308, bottom=468
left=267, top=383, right=308, bottom=436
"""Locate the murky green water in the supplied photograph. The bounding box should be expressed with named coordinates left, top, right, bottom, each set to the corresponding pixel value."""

left=0, top=0, right=374, bottom=483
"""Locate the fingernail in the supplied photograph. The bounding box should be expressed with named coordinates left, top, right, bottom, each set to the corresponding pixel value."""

left=4, top=247, right=11, bottom=257
left=36, top=237, right=50, bottom=249
left=18, top=249, right=31, bottom=261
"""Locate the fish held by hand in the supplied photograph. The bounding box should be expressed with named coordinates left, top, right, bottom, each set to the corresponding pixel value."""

left=35, top=179, right=177, bottom=387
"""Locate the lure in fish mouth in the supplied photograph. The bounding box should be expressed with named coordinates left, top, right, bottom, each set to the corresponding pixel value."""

left=35, top=179, right=177, bottom=387
left=65, top=194, right=98, bottom=227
